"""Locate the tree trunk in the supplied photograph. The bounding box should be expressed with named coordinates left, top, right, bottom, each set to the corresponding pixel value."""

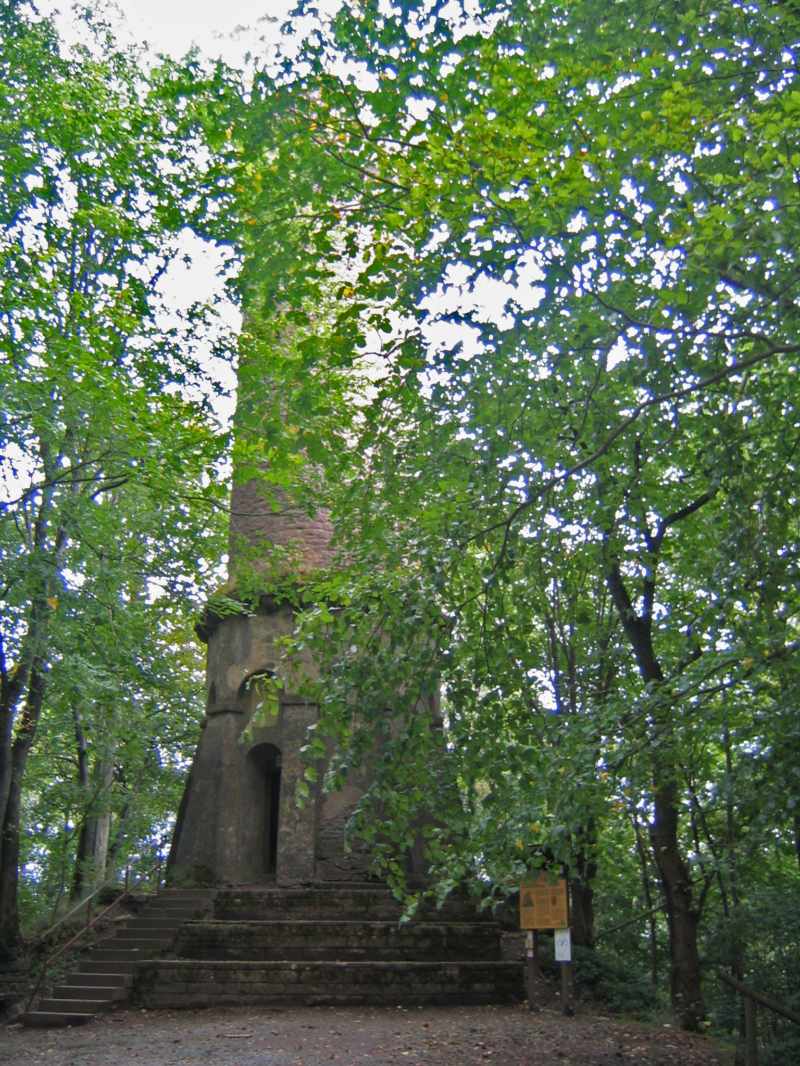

left=570, top=872, right=596, bottom=949
left=0, top=694, right=14, bottom=861
left=1, top=477, right=67, bottom=966
left=606, top=557, right=705, bottom=1028
left=106, top=791, right=131, bottom=880
left=0, top=662, right=47, bottom=968
left=0, top=634, right=38, bottom=867
left=70, top=706, right=116, bottom=902
left=71, top=760, right=115, bottom=903
left=570, top=823, right=597, bottom=949
left=650, top=781, right=704, bottom=1029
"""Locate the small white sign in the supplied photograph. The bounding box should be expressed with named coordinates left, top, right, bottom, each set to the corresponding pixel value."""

left=554, top=927, right=572, bottom=962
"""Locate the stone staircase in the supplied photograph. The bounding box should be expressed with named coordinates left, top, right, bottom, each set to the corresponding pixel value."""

left=136, top=884, right=523, bottom=1008
left=23, top=888, right=215, bottom=1028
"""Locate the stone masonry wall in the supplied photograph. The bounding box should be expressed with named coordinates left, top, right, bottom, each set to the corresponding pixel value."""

left=173, top=919, right=502, bottom=962
left=135, top=959, right=523, bottom=1009
left=229, top=478, right=334, bottom=578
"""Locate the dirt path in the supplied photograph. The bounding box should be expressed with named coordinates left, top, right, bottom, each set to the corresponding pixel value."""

left=2, top=1004, right=732, bottom=1065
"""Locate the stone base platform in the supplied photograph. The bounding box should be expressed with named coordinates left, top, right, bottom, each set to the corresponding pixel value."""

left=134, top=884, right=523, bottom=1008
left=135, top=958, right=523, bottom=1007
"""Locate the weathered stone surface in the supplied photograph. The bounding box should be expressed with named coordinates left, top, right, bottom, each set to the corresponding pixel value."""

left=168, top=346, right=441, bottom=892
left=230, top=478, right=335, bottom=577
left=22, top=889, right=216, bottom=1028
left=213, top=886, right=493, bottom=923
left=174, top=919, right=501, bottom=962
left=132, top=883, right=522, bottom=1009
left=135, top=959, right=523, bottom=1008
left=275, top=700, right=319, bottom=884
left=168, top=598, right=379, bottom=888
left=171, top=599, right=324, bottom=885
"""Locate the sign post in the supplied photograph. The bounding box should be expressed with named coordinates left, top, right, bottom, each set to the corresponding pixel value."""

left=519, top=873, right=574, bottom=1016
left=554, top=927, right=574, bottom=1015
left=523, top=929, right=544, bottom=1010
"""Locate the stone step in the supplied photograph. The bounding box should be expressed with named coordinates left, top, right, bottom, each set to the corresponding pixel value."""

left=141, top=897, right=212, bottom=910
left=213, top=888, right=488, bottom=923
left=140, top=890, right=215, bottom=907
left=50, top=984, right=128, bottom=1002
left=175, top=919, right=503, bottom=962
left=21, top=889, right=213, bottom=1029
left=132, top=889, right=213, bottom=901
left=22, top=1010, right=95, bottom=1028
left=157, top=888, right=217, bottom=897
left=64, top=972, right=133, bottom=988
left=37, top=997, right=113, bottom=1014
left=117, top=923, right=177, bottom=934
left=24, top=885, right=516, bottom=1025
left=145, top=893, right=214, bottom=905
left=136, top=958, right=524, bottom=1008
left=122, top=917, right=187, bottom=930
left=78, top=960, right=139, bottom=974
left=111, top=934, right=173, bottom=948
left=132, top=913, right=199, bottom=927
left=125, top=901, right=210, bottom=919
left=89, top=947, right=153, bottom=962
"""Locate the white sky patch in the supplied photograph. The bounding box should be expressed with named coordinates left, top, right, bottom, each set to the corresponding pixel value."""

left=423, top=318, right=483, bottom=362
left=36, top=2, right=302, bottom=424
left=407, top=95, right=438, bottom=123
left=41, top=1, right=335, bottom=63
left=607, top=336, right=629, bottom=370
left=155, top=230, right=241, bottom=419
left=422, top=253, right=546, bottom=333
left=120, top=0, right=292, bottom=59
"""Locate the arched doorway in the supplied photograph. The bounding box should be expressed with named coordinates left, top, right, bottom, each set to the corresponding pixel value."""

left=246, top=743, right=282, bottom=879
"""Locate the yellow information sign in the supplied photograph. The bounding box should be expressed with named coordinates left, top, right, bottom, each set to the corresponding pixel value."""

left=520, top=874, right=569, bottom=930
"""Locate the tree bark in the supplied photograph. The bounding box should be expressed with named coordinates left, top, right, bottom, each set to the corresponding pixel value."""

left=70, top=706, right=116, bottom=902
left=650, top=780, right=704, bottom=1029
left=0, top=661, right=47, bottom=967
left=570, top=866, right=596, bottom=949
left=71, top=759, right=115, bottom=903
left=0, top=626, right=41, bottom=869
left=606, top=557, right=705, bottom=1029
left=541, top=588, right=601, bottom=951
left=570, top=822, right=597, bottom=948
left=0, top=481, right=65, bottom=966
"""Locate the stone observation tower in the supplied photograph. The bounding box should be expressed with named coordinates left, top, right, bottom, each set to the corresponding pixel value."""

left=23, top=344, right=522, bottom=1025
left=130, top=337, right=523, bottom=1014
left=167, top=345, right=373, bottom=887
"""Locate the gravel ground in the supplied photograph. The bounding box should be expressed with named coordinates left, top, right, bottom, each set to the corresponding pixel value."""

left=2, top=1004, right=733, bottom=1065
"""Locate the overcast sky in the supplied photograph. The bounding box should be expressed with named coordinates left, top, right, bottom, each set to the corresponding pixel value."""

left=121, top=0, right=293, bottom=60
left=37, top=2, right=316, bottom=421
left=34, top=1, right=504, bottom=415
left=37, top=1, right=285, bottom=59
left=41, top=1, right=338, bottom=62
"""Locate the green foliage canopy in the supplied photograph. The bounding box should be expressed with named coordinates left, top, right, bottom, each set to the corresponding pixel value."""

left=0, top=2, right=230, bottom=961
left=222, top=0, right=800, bottom=1030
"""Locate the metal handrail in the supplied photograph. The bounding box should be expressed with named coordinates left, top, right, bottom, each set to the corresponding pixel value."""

left=25, top=876, right=139, bottom=1012
left=35, top=872, right=128, bottom=946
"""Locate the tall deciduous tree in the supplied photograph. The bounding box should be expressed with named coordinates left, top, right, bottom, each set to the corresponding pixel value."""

left=224, top=0, right=800, bottom=1029
left=0, top=3, right=228, bottom=966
